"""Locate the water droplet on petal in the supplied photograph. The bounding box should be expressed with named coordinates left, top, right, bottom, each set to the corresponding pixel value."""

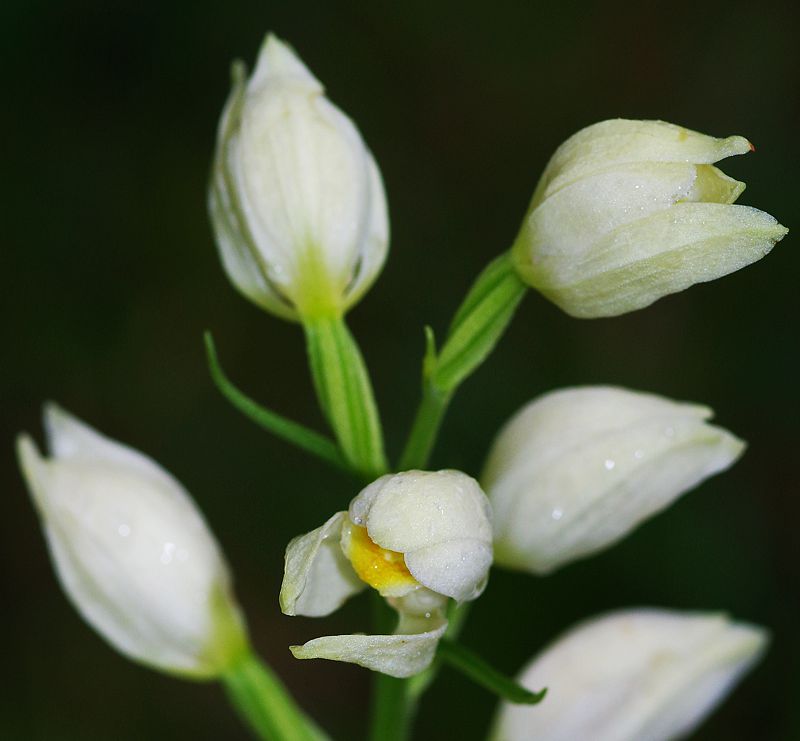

left=604, top=459, right=616, bottom=470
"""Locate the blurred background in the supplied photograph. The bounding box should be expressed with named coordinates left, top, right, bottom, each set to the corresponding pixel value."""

left=3, top=0, right=798, bottom=738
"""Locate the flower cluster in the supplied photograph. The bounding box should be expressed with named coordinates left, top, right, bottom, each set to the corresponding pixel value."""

left=15, top=30, right=787, bottom=741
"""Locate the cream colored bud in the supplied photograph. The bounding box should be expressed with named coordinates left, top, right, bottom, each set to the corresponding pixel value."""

left=209, top=34, right=389, bottom=320
left=512, top=119, right=787, bottom=317
left=17, top=405, right=247, bottom=679
left=491, top=609, right=768, bottom=741
left=483, top=386, right=744, bottom=574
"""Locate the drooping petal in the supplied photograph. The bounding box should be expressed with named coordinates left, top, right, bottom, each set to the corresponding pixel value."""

left=280, top=512, right=365, bottom=617
left=290, top=617, right=447, bottom=678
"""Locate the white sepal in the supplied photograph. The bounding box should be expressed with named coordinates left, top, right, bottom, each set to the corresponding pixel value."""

left=350, top=470, right=493, bottom=602
left=209, top=34, right=389, bottom=321
left=484, top=386, right=744, bottom=574
left=512, top=119, right=787, bottom=317
left=280, top=511, right=365, bottom=617
left=491, top=608, right=768, bottom=741
left=17, top=405, right=247, bottom=679
left=290, top=613, right=447, bottom=679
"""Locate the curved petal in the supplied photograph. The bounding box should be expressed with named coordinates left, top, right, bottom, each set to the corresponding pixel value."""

left=491, top=609, right=767, bottom=741
left=537, top=119, right=751, bottom=202
left=354, top=471, right=493, bottom=553
left=280, top=512, right=364, bottom=617
left=533, top=202, right=787, bottom=318
left=290, top=617, right=447, bottom=678
left=404, top=538, right=492, bottom=602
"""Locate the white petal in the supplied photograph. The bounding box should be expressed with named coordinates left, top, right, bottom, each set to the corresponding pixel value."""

left=491, top=609, right=767, bottom=741
left=280, top=512, right=365, bottom=617
left=290, top=618, right=447, bottom=678
left=404, top=539, right=493, bottom=602
left=485, top=387, right=744, bottom=574
left=354, top=470, right=493, bottom=553
left=248, top=34, right=321, bottom=92
left=17, top=411, right=245, bottom=678
left=536, top=119, right=751, bottom=201
left=525, top=163, right=699, bottom=272
left=209, top=34, right=389, bottom=320
left=538, top=202, right=787, bottom=318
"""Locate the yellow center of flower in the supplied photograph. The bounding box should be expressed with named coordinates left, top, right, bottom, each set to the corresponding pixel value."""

left=342, top=522, right=417, bottom=596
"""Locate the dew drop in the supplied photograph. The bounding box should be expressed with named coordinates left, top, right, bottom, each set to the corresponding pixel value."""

left=118, top=524, right=131, bottom=537
left=604, top=459, right=616, bottom=470
left=551, top=508, right=563, bottom=521
left=634, top=449, right=644, bottom=460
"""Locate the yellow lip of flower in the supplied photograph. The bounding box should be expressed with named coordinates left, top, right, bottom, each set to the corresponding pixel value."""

left=341, top=521, right=418, bottom=597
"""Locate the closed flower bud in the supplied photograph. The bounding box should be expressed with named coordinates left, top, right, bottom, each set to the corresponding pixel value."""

left=280, top=470, right=493, bottom=677
left=17, top=405, right=247, bottom=679
left=491, top=609, right=768, bottom=741
left=512, top=119, right=788, bottom=318
left=209, top=34, right=389, bottom=321
left=483, top=386, right=744, bottom=574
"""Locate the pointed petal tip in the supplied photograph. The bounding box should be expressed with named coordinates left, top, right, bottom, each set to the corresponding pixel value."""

left=721, top=135, right=754, bottom=158
left=42, top=402, right=85, bottom=457
left=16, top=433, right=48, bottom=510
left=250, top=32, right=320, bottom=89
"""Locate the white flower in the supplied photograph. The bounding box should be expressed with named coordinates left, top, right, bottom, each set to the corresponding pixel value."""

left=491, top=608, right=768, bottom=741
left=483, top=386, right=744, bottom=574
left=512, top=119, right=788, bottom=318
left=17, top=404, right=247, bottom=679
left=209, top=33, right=389, bottom=321
left=280, top=470, right=493, bottom=677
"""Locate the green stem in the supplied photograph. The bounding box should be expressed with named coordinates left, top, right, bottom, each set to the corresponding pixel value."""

left=398, top=383, right=452, bottom=471
left=368, top=595, right=414, bottom=741
left=399, top=253, right=526, bottom=470
left=303, top=315, right=388, bottom=480
left=369, top=674, right=413, bottom=741
left=437, top=641, right=546, bottom=705
left=221, top=650, right=326, bottom=741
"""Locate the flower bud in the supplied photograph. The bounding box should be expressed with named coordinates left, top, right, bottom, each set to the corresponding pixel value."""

left=483, top=386, right=744, bottom=574
left=279, top=470, right=493, bottom=677
left=512, top=119, right=788, bottom=318
left=17, top=405, right=247, bottom=679
left=209, top=34, right=389, bottom=321
left=491, top=609, right=767, bottom=741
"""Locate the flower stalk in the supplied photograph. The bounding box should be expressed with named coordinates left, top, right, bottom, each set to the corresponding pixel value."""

left=222, top=650, right=327, bottom=741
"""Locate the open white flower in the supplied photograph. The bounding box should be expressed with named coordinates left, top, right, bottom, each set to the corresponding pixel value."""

left=483, top=386, right=744, bottom=574
left=512, top=119, right=788, bottom=318
left=209, top=33, right=389, bottom=321
left=280, top=470, right=493, bottom=677
left=17, top=405, right=247, bottom=679
left=491, top=608, right=768, bottom=741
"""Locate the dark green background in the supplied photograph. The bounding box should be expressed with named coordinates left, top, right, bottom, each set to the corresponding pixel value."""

left=3, top=1, right=798, bottom=738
